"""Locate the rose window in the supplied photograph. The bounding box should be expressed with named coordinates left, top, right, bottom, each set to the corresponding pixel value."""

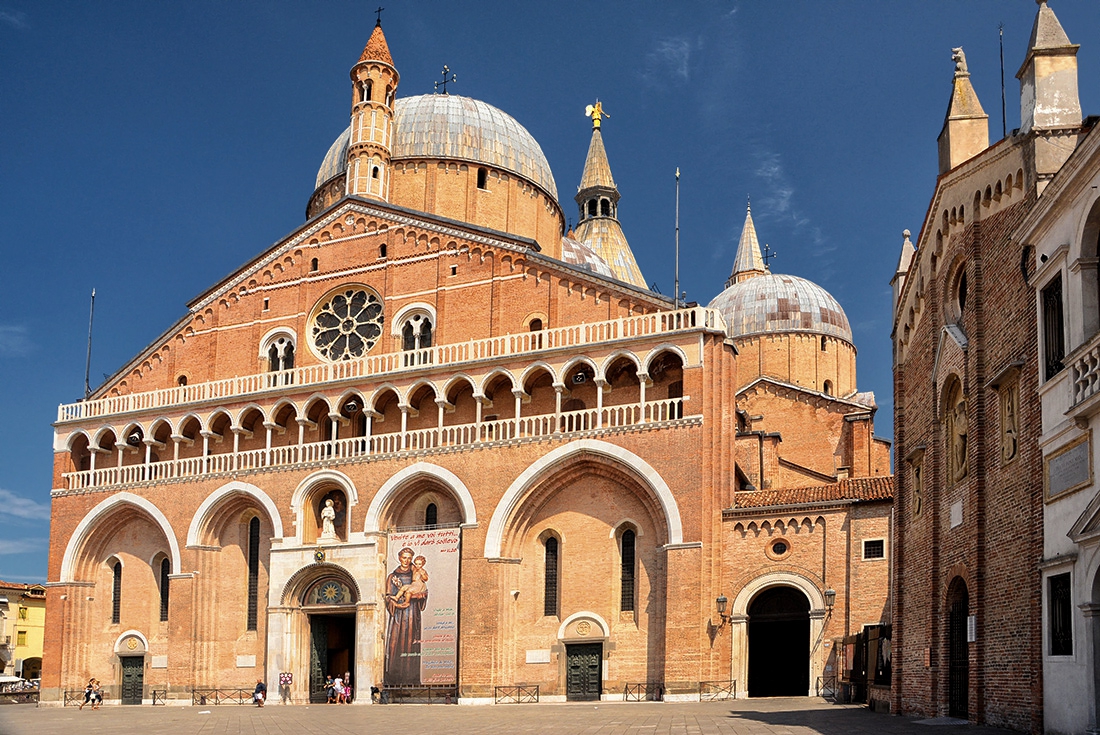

left=311, top=288, right=383, bottom=361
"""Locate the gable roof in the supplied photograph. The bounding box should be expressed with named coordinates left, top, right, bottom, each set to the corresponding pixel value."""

left=728, top=476, right=893, bottom=513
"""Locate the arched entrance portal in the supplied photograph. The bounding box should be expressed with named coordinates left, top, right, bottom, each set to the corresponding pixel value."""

left=748, top=586, right=810, bottom=697
left=305, top=577, right=356, bottom=702
left=947, top=578, right=969, bottom=718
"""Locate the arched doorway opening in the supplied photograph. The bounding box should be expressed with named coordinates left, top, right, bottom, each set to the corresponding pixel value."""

left=947, top=577, right=969, bottom=718
left=748, top=586, right=810, bottom=696
left=302, top=576, right=357, bottom=702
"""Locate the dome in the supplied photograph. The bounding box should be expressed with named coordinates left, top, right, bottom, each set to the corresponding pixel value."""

left=314, top=94, right=558, bottom=200
left=560, top=234, right=615, bottom=279
left=707, top=274, right=853, bottom=343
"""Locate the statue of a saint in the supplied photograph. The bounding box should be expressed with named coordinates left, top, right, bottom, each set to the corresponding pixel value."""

left=1001, top=387, right=1018, bottom=463
left=952, top=396, right=968, bottom=481
left=321, top=498, right=337, bottom=539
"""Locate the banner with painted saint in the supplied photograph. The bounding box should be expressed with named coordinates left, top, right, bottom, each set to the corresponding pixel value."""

left=383, top=527, right=460, bottom=686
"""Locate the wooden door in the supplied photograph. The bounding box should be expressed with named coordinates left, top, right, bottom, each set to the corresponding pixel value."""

left=120, top=656, right=143, bottom=705
left=310, top=616, right=329, bottom=703
left=565, top=643, right=601, bottom=701
left=948, top=594, right=969, bottom=718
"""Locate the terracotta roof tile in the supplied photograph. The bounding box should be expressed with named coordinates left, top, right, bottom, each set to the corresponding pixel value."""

left=732, top=476, right=893, bottom=510
left=359, top=23, right=394, bottom=65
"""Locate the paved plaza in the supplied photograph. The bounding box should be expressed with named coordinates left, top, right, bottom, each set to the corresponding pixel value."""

left=0, top=697, right=1016, bottom=735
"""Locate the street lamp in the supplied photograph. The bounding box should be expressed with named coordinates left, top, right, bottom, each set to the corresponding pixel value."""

left=824, top=589, right=836, bottom=609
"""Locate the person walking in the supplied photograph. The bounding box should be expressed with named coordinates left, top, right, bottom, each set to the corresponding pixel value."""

left=91, top=679, right=103, bottom=710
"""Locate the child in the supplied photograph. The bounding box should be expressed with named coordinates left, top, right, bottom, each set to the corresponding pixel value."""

left=389, top=555, right=428, bottom=604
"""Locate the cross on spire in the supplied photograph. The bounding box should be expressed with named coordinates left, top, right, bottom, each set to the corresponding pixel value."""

left=762, top=243, right=777, bottom=269
left=435, top=65, right=457, bottom=94
left=374, top=6, right=384, bottom=25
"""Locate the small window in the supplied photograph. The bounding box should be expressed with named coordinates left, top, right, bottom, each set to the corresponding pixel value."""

left=16, top=631, right=26, bottom=646
left=372, top=166, right=380, bottom=180
left=362, top=80, right=373, bottom=104
left=957, top=271, right=968, bottom=313
left=587, top=200, right=597, bottom=217
left=529, top=318, right=543, bottom=332
left=821, top=336, right=827, bottom=351
left=425, top=503, right=438, bottom=527
left=380, top=243, right=387, bottom=258
left=543, top=537, right=559, bottom=617
left=620, top=529, right=636, bottom=612
left=159, top=557, right=170, bottom=622
left=263, top=298, right=270, bottom=311
left=111, top=560, right=122, bottom=624
left=247, top=517, right=260, bottom=632
left=18, top=606, right=27, bottom=620
left=823, top=380, right=833, bottom=396
left=600, top=199, right=610, bottom=217
left=267, top=338, right=295, bottom=372
left=863, top=539, right=885, bottom=560
left=450, top=265, right=457, bottom=276
left=1042, top=275, right=1066, bottom=380
left=176, top=375, right=187, bottom=386
left=477, top=167, right=488, bottom=190
left=310, top=258, right=319, bottom=272
left=1049, top=572, right=1072, bottom=655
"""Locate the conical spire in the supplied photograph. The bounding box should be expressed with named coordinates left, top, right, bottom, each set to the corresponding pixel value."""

left=937, top=46, right=988, bottom=174
left=572, top=103, right=645, bottom=288
left=728, top=202, right=767, bottom=286
left=578, top=127, right=616, bottom=191
left=1017, top=0, right=1080, bottom=135
left=359, top=21, right=394, bottom=65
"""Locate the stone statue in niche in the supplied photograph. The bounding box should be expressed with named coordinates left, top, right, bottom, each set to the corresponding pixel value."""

left=320, top=499, right=337, bottom=539
left=1001, top=385, right=1018, bottom=463
left=951, top=392, right=968, bottom=482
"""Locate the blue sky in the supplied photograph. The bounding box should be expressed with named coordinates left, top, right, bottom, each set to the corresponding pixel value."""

left=4, top=1, right=1100, bottom=582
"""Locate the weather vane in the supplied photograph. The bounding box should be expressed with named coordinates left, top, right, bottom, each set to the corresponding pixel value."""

left=374, top=6, right=384, bottom=25
left=435, top=65, right=457, bottom=94
left=584, top=100, right=608, bottom=129
left=763, top=243, right=778, bottom=269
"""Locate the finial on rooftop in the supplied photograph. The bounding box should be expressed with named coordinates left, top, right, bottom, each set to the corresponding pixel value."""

left=375, top=6, right=384, bottom=25
left=434, top=65, right=457, bottom=94
left=952, top=47, right=969, bottom=76
left=585, top=100, right=608, bottom=129
left=903, top=229, right=911, bottom=239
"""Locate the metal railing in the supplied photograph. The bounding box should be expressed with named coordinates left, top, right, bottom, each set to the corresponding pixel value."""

left=63, top=690, right=88, bottom=706
left=623, top=682, right=664, bottom=701
left=816, top=674, right=837, bottom=701
left=699, top=679, right=737, bottom=701
left=57, top=307, right=722, bottom=423
left=151, top=689, right=167, bottom=705
left=191, top=688, right=255, bottom=705
left=493, top=685, right=539, bottom=704
left=62, top=398, right=695, bottom=492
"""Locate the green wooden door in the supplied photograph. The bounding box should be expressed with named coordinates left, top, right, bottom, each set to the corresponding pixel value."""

left=565, top=643, right=601, bottom=701
left=120, top=656, right=143, bottom=705
left=310, top=616, right=329, bottom=703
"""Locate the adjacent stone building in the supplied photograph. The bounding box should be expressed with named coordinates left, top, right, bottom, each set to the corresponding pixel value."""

left=891, top=2, right=1099, bottom=731
left=43, top=20, right=891, bottom=706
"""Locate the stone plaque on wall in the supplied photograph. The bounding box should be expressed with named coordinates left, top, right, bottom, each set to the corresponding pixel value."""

left=1045, top=431, right=1092, bottom=501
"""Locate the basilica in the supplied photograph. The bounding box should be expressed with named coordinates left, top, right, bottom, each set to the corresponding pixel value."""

left=43, top=20, right=891, bottom=705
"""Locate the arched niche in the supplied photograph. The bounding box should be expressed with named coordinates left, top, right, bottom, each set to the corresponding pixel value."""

left=364, top=462, right=476, bottom=533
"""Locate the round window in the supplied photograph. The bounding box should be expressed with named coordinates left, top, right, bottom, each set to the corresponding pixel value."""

left=772, top=541, right=788, bottom=555
left=311, top=287, right=384, bottom=361
left=766, top=537, right=793, bottom=560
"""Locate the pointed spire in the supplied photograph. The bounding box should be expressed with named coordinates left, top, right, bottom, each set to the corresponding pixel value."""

left=728, top=202, right=767, bottom=286
left=937, top=46, right=989, bottom=174
left=892, top=229, right=916, bottom=316
left=572, top=105, right=645, bottom=288
left=1017, top=0, right=1080, bottom=135
left=359, top=22, right=394, bottom=66
left=578, top=126, right=616, bottom=191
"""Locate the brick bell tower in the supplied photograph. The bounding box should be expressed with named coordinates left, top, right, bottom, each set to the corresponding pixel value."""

left=346, top=19, right=398, bottom=200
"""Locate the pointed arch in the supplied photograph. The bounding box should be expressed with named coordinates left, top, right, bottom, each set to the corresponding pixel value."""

left=364, top=462, right=476, bottom=532
left=186, top=481, right=284, bottom=546
left=60, top=492, right=180, bottom=583
left=485, top=439, right=683, bottom=558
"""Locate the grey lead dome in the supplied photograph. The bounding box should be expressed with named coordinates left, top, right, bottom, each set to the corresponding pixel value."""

left=707, top=273, right=853, bottom=343
left=315, top=94, right=558, bottom=201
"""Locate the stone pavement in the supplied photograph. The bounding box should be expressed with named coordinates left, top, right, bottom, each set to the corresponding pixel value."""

left=0, top=697, right=1019, bottom=735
